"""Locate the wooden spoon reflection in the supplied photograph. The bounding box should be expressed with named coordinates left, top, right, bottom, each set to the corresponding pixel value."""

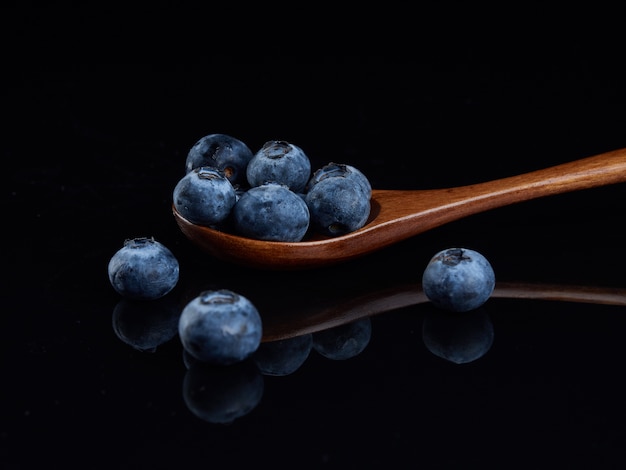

left=261, top=282, right=626, bottom=342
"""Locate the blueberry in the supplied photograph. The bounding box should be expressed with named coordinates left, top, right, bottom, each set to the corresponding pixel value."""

left=422, top=307, right=494, bottom=364
left=111, top=296, right=181, bottom=352
left=246, top=140, right=311, bottom=193
left=185, top=133, right=254, bottom=186
left=421, top=248, right=495, bottom=312
left=312, top=317, right=372, bottom=360
left=306, top=162, right=372, bottom=198
left=178, top=289, right=263, bottom=365
left=108, top=237, right=179, bottom=300
left=182, top=358, right=264, bottom=424
left=173, top=166, right=237, bottom=227
left=305, top=175, right=371, bottom=236
left=252, top=334, right=313, bottom=376
left=232, top=182, right=310, bottom=242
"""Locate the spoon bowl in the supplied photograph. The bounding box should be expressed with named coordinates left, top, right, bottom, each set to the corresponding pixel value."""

left=173, top=147, right=626, bottom=270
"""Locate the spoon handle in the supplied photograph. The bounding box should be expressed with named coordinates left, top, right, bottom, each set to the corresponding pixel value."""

left=368, top=147, right=626, bottom=251
left=382, top=147, right=626, bottom=235
left=446, top=146, right=626, bottom=210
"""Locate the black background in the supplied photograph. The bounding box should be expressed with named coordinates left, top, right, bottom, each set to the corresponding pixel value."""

left=3, top=59, right=626, bottom=468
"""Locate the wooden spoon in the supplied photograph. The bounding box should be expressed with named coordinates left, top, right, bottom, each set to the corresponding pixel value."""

left=173, top=147, right=626, bottom=270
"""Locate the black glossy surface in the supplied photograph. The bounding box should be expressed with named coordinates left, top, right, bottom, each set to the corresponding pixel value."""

left=3, top=62, right=626, bottom=468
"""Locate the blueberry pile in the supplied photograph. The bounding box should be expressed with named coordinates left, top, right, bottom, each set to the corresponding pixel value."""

left=173, top=134, right=372, bottom=241
left=107, top=133, right=499, bottom=372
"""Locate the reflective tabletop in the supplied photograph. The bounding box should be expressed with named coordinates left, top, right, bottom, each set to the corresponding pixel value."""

left=3, top=62, right=626, bottom=468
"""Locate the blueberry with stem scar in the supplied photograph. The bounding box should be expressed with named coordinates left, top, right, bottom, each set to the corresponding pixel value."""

left=178, top=289, right=263, bottom=366
left=422, top=247, right=495, bottom=312
left=185, top=133, right=254, bottom=186
left=108, top=237, right=179, bottom=301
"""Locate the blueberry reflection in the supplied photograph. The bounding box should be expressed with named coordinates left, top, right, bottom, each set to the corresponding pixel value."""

left=422, top=306, right=494, bottom=364
left=111, top=296, right=181, bottom=352
left=312, top=317, right=372, bottom=360
left=253, top=333, right=313, bottom=376
left=182, top=356, right=264, bottom=424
